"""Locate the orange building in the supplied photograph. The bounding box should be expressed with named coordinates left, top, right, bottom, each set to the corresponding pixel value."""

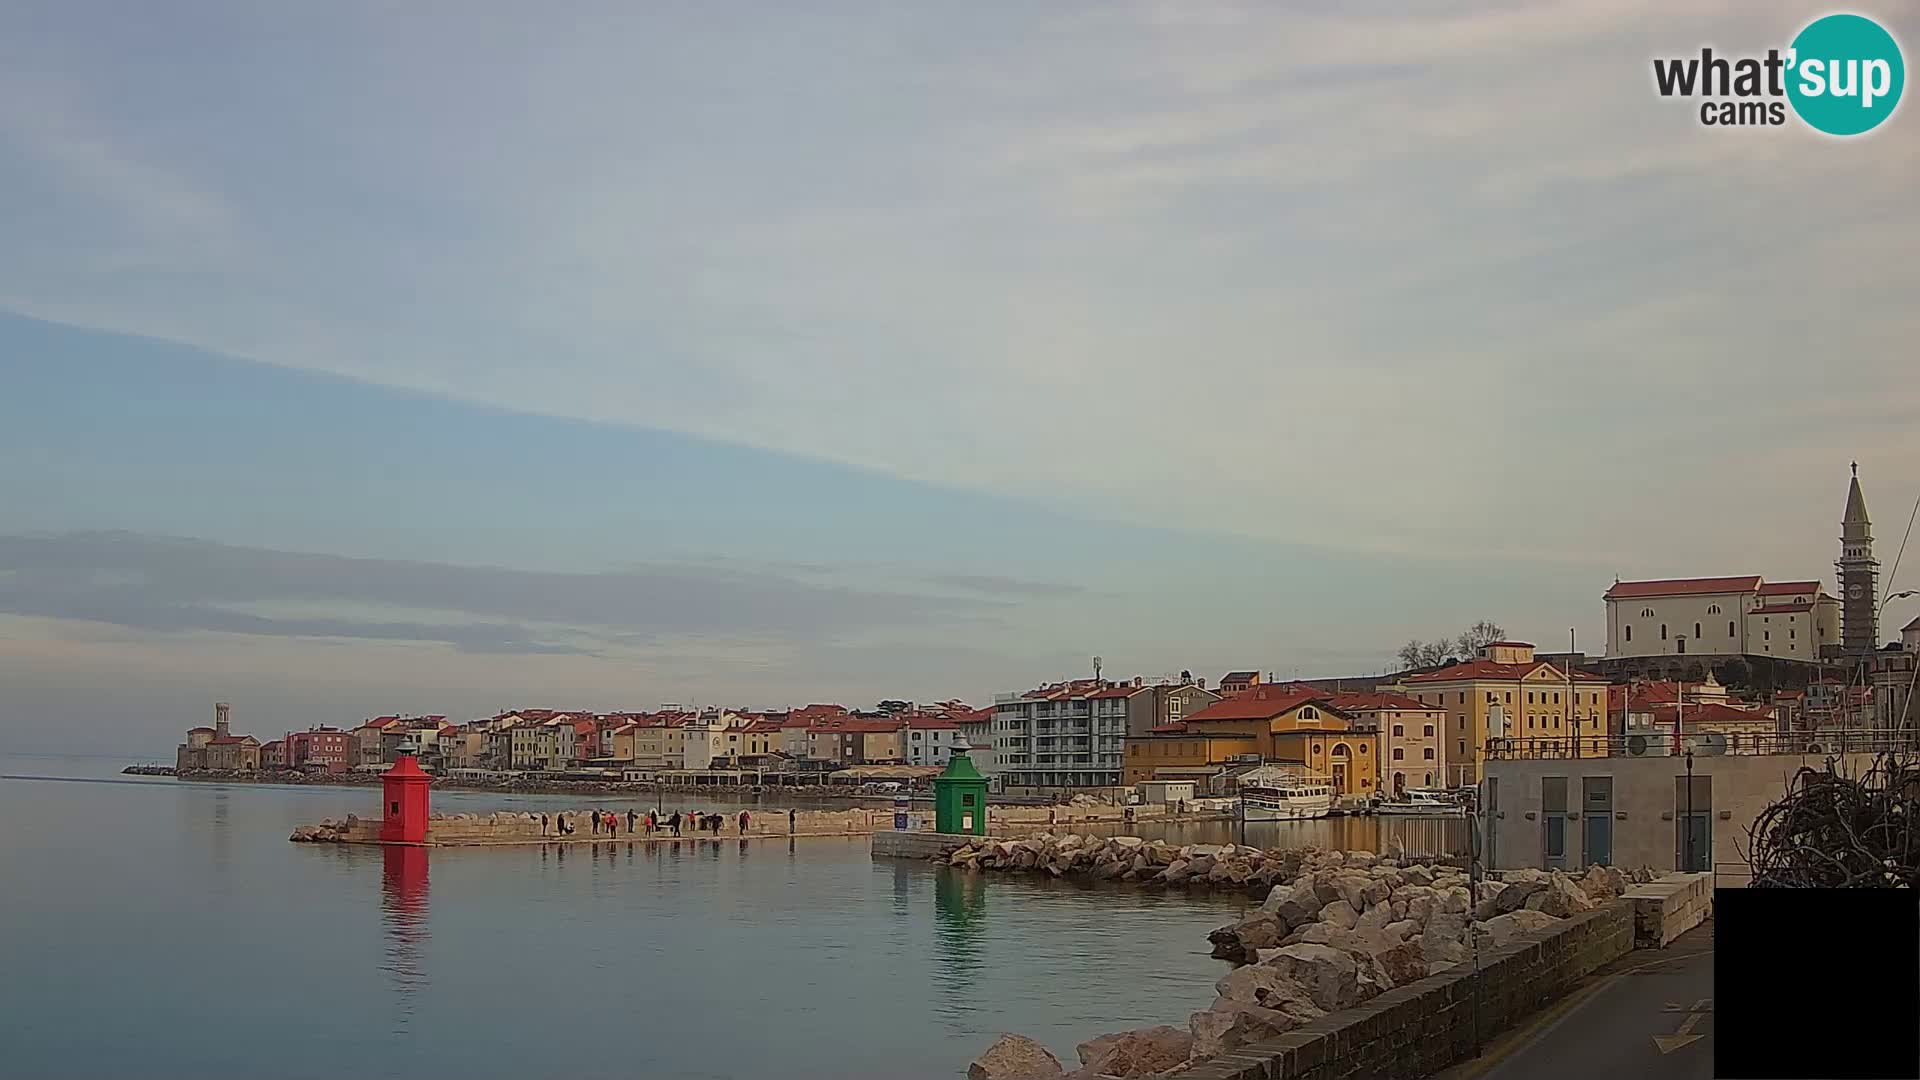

left=1124, top=686, right=1381, bottom=796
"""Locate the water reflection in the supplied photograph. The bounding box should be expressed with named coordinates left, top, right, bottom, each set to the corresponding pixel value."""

left=379, top=846, right=430, bottom=1032
left=933, top=867, right=987, bottom=995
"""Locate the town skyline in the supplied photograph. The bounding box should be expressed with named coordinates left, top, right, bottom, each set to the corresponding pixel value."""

left=4, top=2, right=1917, bottom=755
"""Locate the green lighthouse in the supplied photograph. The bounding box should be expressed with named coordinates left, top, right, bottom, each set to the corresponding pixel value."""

left=933, top=749, right=989, bottom=836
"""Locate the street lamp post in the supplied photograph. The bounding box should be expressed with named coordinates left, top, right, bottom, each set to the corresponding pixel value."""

left=1683, top=748, right=1696, bottom=873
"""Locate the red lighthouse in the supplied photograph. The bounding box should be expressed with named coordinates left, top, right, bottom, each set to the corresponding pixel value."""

left=380, top=755, right=431, bottom=844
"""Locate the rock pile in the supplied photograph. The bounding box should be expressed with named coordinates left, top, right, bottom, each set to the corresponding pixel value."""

left=940, top=834, right=1388, bottom=895
left=288, top=817, right=355, bottom=843
left=969, top=851, right=1642, bottom=1079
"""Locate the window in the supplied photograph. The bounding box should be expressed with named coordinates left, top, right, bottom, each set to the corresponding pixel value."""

left=1553, top=693, right=1560, bottom=704
left=1458, top=692, right=1467, bottom=705
left=1790, top=629, right=1796, bottom=640
left=1299, top=706, right=1319, bottom=720
left=1728, top=621, right=1735, bottom=637
left=1392, top=724, right=1405, bottom=736
left=1642, top=607, right=1655, bottom=617
left=1660, top=623, right=1668, bottom=640
left=1764, top=630, right=1770, bottom=641
left=1458, top=740, right=1466, bottom=755
left=1393, top=748, right=1405, bottom=760
left=1423, top=724, right=1435, bottom=736
left=1795, top=596, right=1808, bottom=605
left=1505, top=692, right=1512, bottom=703
left=1527, top=692, right=1535, bottom=704
left=1423, top=748, right=1435, bottom=759
left=1707, top=604, right=1721, bottom=615
left=1694, top=622, right=1702, bottom=638
left=1625, top=625, right=1632, bottom=642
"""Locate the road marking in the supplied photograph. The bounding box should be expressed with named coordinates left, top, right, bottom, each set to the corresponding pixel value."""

left=1655, top=1011, right=1707, bottom=1054
left=1662, top=998, right=1713, bottom=1013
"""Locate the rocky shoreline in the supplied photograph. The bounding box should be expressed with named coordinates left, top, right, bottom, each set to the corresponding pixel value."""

left=961, top=844, right=1653, bottom=1079
left=936, top=832, right=1465, bottom=897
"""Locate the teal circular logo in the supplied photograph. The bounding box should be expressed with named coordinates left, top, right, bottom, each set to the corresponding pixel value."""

left=1787, top=14, right=1905, bottom=135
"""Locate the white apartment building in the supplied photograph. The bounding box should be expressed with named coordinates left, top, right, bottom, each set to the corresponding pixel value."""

left=903, top=717, right=962, bottom=766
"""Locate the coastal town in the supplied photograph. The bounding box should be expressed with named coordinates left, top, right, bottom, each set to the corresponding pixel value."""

left=160, top=470, right=1919, bottom=854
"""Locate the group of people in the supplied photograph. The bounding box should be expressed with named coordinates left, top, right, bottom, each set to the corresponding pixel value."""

left=539, top=806, right=798, bottom=840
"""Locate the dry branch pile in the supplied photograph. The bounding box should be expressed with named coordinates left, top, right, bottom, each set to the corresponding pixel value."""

left=1748, top=755, right=1920, bottom=888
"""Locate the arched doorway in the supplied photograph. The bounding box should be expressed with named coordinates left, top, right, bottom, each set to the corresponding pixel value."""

left=1330, top=743, right=1351, bottom=795
left=1393, top=771, right=1406, bottom=794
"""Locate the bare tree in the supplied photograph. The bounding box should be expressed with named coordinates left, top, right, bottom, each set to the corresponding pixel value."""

left=1453, top=620, right=1507, bottom=659
left=1397, top=621, right=1507, bottom=671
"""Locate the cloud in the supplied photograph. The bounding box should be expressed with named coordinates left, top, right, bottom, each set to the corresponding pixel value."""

left=0, top=531, right=1003, bottom=652
left=925, top=573, right=1086, bottom=598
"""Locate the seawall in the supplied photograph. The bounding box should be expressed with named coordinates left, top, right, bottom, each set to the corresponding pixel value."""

left=293, top=808, right=882, bottom=846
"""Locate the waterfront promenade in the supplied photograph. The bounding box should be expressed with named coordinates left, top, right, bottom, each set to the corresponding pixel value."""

left=1434, top=920, right=1714, bottom=1080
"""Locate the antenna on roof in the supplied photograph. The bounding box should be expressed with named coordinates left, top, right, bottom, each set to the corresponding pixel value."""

left=1093, top=656, right=1103, bottom=682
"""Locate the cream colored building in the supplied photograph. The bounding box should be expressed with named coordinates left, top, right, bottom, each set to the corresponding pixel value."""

left=1329, top=692, right=1448, bottom=793
left=1604, top=576, right=1839, bottom=660
left=1391, top=642, right=1609, bottom=787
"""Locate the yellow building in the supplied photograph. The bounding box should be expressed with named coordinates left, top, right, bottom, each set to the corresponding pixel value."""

left=1394, top=642, right=1610, bottom=786
left=1125, top=687, right=1381, bottom=796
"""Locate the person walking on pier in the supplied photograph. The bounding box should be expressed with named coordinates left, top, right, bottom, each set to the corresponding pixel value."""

left=668, top=811, right=681, bottom=836
left=590, top=810, right=601, bottom=835
left=788, top=808, right=797, bottom=834
left=541, top=813, right=550, bottom=836
left=627, top=809, right=638, bottom=834
left=738, top=810, right=750, bottom=836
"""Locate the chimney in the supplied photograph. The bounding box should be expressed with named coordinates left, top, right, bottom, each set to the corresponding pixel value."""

left=214, top=702, right=231, bottom=739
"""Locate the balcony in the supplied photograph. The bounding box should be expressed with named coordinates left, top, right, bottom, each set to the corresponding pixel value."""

left=1485, top=728, right=1919, bottom=761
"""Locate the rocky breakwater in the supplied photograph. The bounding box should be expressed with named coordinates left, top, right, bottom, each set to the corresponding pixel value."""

left=940, top=833, right=1382, bottom=895
left=289, top=816, right=364, bottom=843
left=966, top=852, right=1650, bottom=1080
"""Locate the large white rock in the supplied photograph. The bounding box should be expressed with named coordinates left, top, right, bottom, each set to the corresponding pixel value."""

left=1257, top=943, right=1362, bottom=1012
left=1320, top=899, right=1360, bottom=930
left=1073, top=1025, right=1192, bottom=1078
left=1528, top=875, right=1593, bottom=918
left=1481, top=909, right=1561, bottom=948
left=968, top=1035, right=1064, bottom=1080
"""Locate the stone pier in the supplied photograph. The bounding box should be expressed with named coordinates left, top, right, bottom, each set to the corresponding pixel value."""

left=292, top=807, right=883, bottom=846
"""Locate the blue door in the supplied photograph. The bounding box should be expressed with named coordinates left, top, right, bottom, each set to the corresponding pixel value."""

left=1582, top=777, right=1613, bottom=867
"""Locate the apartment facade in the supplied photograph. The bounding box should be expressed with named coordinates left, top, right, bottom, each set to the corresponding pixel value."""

left=1604, top=576, right=1840, bottom=661
left=1329, top=692, right=1447, bottom=793
left=1394, top=642, right=1610, bottom=786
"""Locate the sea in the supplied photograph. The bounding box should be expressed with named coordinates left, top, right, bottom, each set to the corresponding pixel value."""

left=0, top=754, right=1464, bottom=1080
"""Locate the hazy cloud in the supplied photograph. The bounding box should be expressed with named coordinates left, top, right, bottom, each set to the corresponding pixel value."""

left=0, top=531, right=1002, bottom=652
left=926, top=573, right=1086, bottom=598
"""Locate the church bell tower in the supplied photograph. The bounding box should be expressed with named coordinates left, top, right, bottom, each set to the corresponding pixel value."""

left=1838, top=463, right=1878, bottom=652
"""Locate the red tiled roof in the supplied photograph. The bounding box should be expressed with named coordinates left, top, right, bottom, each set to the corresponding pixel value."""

left=1406, top=659, right=1607, bottom=683
left=811, top=718, right=906, bottom=734
left=1220, top=671, right=1260, bottom=682
left=208, top=735, right=258, bottom=745
left=1184, top=687, right=1335, bottom=722
left=1147, top=722, right=1190, bottom=734
left=1088, top=685, right=1147, bottom=699
left=1481, top=641, right=1534, bottom=649
left=1646, top=703, right=1774, bottom=725
left=743, top=720, right=784, bottom=734
left=904, top=716, right=960, bottom=730
left=1605, top=576, right=1762, bottom=599
left=1328, top=692, right=1443, bottom=713
left=1904, top=615, right=1920, bottom=632
left=1758, top=581, right=1820, bottom=595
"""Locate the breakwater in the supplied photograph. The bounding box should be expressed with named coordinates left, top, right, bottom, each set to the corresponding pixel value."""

left=132, top=766, right=886, bottom=805
left=965, top=847, right=1704, bottom=1080
left=928, top=832, right=1465, bottom=897
left=291, top=807, right=880, bottom=846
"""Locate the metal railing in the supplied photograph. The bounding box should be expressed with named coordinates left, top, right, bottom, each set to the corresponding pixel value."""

left=1485, top=728, right=1920, bottom=760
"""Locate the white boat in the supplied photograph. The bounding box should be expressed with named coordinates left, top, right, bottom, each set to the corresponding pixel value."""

left=1374, top=788, right=1465, bottom=816
left=1237, top=771, right=1334, bottom=822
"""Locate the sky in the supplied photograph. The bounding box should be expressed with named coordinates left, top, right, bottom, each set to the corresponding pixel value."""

left=2, top=1, right=1917, bottom=755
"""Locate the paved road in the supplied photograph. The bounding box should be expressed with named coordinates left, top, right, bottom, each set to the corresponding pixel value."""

left=1439, top=920, right=1715, bottom=1080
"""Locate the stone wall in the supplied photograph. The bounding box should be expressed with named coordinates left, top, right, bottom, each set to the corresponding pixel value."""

left=1624, top=872, right=1712, bottom=947
left=872, top=830, right=985, bottom=860
left=1180, top=901, right=1636, bottom=1080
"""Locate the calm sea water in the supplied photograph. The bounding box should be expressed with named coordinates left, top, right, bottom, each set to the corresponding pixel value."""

left=1, top=755, right=1269, bottom=1080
